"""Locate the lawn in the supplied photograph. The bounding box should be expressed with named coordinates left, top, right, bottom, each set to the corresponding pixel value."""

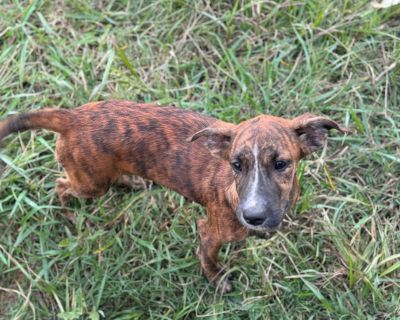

left=0, top=0, right=399, bottom=319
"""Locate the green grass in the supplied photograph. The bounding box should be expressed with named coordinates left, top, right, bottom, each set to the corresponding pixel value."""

left=0, top=0, right=399, bottom=319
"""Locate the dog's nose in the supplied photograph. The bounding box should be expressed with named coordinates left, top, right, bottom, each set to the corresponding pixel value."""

left=265, top=215, right=281, bottom=229
left=244, top=217, right=265, bottom=226
left=242, top=204, right=266, bottom=226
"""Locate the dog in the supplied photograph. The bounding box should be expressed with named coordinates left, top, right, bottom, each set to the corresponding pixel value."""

left=0, top=100, right=348, bottom=292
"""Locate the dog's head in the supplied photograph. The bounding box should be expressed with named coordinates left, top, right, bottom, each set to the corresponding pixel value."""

left=189, top=113, right=348, bottom=232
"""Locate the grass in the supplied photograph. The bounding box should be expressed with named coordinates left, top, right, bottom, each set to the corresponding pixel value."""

left=0, top=0, right=399, bottom=319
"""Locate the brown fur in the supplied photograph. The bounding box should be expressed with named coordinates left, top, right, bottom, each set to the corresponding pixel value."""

left=0, top=100, right=348, bottom=292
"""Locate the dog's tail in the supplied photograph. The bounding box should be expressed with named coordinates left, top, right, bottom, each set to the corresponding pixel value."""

left=0, top=108, right=74, bottom=143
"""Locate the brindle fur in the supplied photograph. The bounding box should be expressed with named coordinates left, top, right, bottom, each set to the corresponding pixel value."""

left=0, top=100, right=348, bottom=292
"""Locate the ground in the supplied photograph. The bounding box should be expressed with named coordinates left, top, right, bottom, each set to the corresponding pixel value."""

left=0, top=0, right=399, bottom=319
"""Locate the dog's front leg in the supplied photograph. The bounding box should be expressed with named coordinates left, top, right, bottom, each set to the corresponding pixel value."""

left=197, top=206, right=247, bottom=293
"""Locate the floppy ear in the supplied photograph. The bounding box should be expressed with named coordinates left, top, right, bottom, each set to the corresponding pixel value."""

left=187, top=123, right=234, bottom=160
left=292, top=113, right=349, bottom=157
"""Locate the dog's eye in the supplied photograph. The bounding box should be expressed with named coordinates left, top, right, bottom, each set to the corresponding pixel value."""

left=274, top=160, right=288, bottom=171
left=231, top=161, right=242, bottom=173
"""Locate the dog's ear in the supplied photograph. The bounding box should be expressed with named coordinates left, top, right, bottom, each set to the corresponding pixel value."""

left=291, top=113, right=349, bottom=157
left=187, top=123, right=234, bottom=160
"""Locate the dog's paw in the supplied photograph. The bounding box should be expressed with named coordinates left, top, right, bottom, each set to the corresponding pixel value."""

left=216, top=279, right=233, bottom=294
left=117, top=175, right=150, bottom=190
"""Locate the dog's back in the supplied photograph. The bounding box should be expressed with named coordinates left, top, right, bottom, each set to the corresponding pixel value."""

left=0, top=100, right=227, bottom=204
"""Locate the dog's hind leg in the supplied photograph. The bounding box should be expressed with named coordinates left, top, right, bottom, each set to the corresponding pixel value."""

left=55, top=168, right=113, bottom=204
left=55, top=173, right=111, bottom=206
left=54, top=137, right=117, bottom=206
left=116, top=174, right=150, bottom=190
left=55, top=177, right=74, bottom=206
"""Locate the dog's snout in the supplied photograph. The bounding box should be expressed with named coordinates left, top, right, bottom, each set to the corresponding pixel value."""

left=241, top=203, right=267, bottom=227
left=265, top=215, right=281, bottom=228
left=240, top=200, right=284, bottom=229
left=244, top=217, right=265, bottom=226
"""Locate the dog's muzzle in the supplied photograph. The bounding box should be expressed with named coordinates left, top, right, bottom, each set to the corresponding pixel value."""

left=236, top=208, right=284, bottom=231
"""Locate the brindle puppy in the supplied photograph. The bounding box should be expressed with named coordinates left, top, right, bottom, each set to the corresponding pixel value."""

left=0, top=100, right=348, bottom=292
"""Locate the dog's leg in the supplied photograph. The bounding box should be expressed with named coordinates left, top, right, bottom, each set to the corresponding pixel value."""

left=54, top=137, right=117, bottom=204
left=55, top=177, right=74, bottom=206
left=55, top=175, right=109, bottom=204
left=197, top=208, right=248, bottom=293
left=197, top=218, right=225, bottom=284
left=55, top=177, right=78, bottom=223
left=116, top=174, right=150, bottom=190
left=55, top=173, right=112, bottom=224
